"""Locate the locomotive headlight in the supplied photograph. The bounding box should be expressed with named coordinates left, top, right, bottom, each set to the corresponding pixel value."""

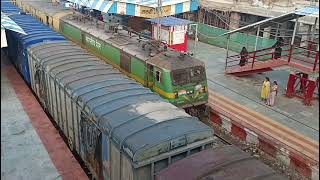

left=178, top=90, right=187, bottom=96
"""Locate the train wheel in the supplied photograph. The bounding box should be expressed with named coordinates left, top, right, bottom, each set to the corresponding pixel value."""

left=187, top=107, right=200, bottom=118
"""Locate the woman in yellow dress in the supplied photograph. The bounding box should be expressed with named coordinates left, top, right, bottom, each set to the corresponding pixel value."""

left=261, top=77, right=270, bottom=103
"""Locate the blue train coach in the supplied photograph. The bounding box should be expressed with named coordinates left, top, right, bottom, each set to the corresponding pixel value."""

left=1, top=1, right=66, bottom=85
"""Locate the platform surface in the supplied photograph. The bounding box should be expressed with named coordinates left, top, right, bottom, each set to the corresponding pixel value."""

left=1, top=50, right=88, bottom=180
left=189, top=40, right=319, bottom=141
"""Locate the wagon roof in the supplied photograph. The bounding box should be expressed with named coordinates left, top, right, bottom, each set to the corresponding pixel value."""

left=156, top=145, right=287, bottom=180
left=1, top=1, right=22, bottom=14
left=28, top=41, right=214, bottom=165
left=17, top=0, right=70, bottom=16
left=0, top=13, right=67, bottom=47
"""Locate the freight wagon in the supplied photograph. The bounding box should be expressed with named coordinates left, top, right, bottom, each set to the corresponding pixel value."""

left=12, top=0, right=209, bottom=117
left=2, top=2, right=215, bottom=180
left=156, top=145, right=286, bottom=180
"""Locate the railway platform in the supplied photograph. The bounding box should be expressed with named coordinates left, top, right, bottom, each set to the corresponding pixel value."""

left=189, top=40, right=319, bottom=179
left=1, top=49, right=88, bottom=180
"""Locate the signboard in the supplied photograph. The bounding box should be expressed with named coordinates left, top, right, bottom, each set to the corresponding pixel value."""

left=140, top=5, right=171, bottom=18
left=84, top=34, right=102, bottom=50
left=172, top=30, right=185, bottom=44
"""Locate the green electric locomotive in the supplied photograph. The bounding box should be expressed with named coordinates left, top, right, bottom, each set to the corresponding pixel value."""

left=14, top=0, right=209, bottom=116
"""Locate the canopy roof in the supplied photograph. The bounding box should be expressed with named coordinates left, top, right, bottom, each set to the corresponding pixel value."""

left=295, top=6, right=319, bottom=18
left=120, top=0, right=190, bottom=8
left=220, top=6, right=319, bottom=36
left=147, top=16, right=192, bottom=26
left=1, top=11, right=26, bottom=35
left=67, top=0, right=199, bottom=18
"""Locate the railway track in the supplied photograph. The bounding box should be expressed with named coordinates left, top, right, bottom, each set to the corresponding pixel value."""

left=207, top=90, right=319, bottom=165
left=207, top=79, right=317, bottom=132
left=214, top=134, right=232, bottom=145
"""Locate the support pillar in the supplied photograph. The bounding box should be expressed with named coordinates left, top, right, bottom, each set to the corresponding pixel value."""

left=255, top=25, right=261, bottom=51
left=300, top=24, right=312, bottom=47
left=311, top=17, right=318, bottom=42
left=230, top=12, right=241, bottom=30
left=275, top=23, right=280, bottom=40
left=263, top=27, right=271, bottom=39
left=291, top=18, right=300, bottom=45
left=225, top=35, right=231, bottom=70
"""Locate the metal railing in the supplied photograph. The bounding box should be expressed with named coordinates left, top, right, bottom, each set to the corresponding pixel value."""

left=226, top=41, right=319, bottom=72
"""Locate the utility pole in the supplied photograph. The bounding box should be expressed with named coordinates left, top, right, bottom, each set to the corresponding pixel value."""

left=157, top=0, right=162, bottom=43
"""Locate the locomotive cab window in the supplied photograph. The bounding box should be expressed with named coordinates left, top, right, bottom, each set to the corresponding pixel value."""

left=172, top=66, right=205, bottom=86
left=190, top=66, right=205, bottom=83
left=156, top=70, right=161, bottom=83
left=172, top=69, right=189, bottom=86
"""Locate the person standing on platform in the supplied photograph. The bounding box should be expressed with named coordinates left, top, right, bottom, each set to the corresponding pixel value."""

left=261, top=77, right=270, bottom=103
left=267, top=81, right=278, bottom=106
left=239, top=47, right=248, bottom=66
left=272, top=37, right=284, bottom=59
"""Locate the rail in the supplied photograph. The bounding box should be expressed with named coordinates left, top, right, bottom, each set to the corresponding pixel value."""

left=225, top=40, right=319, bottom=73
left=208, top=91, right=319, bottom=165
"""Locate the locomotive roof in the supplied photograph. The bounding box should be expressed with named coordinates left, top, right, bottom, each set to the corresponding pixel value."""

left=28, top=41, right=214, bottom=166
left=148, top=50, right=205, bottom=70
left=62, top=17, right=204, bottom=71
left=1, top=7, right=66, bottom=44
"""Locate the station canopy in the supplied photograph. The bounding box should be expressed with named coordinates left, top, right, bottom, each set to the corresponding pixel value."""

left=66, top=0, right=199, bottom=18
left=220, top=6, right=319, bottom=36
left=1, top=11, right=26, bottom=34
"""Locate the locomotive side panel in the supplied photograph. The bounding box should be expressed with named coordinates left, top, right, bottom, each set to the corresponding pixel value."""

left=130, top=57, right=146, bottom=85
left=60, top=20, right=82, bottom=42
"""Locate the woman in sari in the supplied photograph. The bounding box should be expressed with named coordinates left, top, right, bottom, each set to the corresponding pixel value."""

left=272, top=37, right=284, bottom=59
left=261, top=77, right=270, bottom=102
left=239, top=47, right=248, bottom=66
left=267, top=81, right=278, bottom=106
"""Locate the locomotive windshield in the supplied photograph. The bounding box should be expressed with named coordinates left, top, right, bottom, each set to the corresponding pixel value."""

left=172, top=66, right=206, bottom=86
